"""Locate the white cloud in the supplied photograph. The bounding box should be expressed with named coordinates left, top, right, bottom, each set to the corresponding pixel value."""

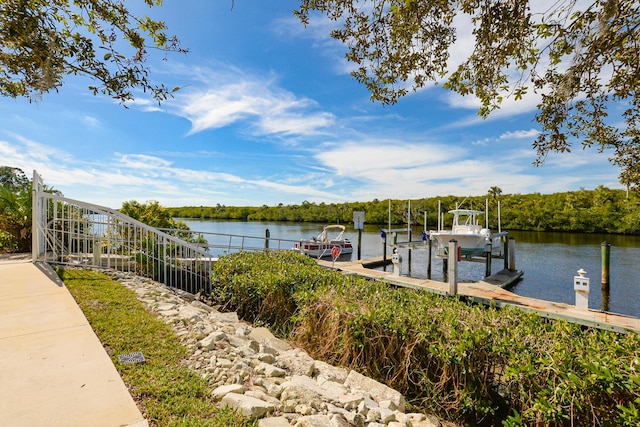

left=314, top=140, right=465, bottom=180
left=499, top=129, right=539, bottom=140
left=117, top=154, right=173, bottom=169
left=163, top=66, right=335, bottom=137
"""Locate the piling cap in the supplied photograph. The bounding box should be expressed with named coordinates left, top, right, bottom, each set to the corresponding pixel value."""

left=577, top=268, right=587, bottom=277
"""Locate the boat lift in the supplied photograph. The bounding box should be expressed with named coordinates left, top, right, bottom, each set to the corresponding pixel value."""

left=386, top=199, right=515, bottom=279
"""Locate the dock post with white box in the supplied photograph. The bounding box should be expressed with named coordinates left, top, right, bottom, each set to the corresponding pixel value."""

left=574, top=268, right=590, bottom=310
left=391, top=247, right=402, bottom=276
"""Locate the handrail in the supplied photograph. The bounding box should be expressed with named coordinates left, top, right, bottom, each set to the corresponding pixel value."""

left=31, top=170, right=215, bottom=294
left=158, top=228, right=298, bottom=256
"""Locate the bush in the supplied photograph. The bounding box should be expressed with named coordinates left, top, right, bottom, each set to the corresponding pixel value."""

left=209, top=251, right=335, bottom=335
left=209, top=251, right=640, bottom=426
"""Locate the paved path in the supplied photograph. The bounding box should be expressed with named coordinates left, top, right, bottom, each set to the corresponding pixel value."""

left=0, top=254, right=147, bottom=427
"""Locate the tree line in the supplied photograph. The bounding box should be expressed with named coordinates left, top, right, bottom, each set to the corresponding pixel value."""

left=168, top=185, right=640, bottom=235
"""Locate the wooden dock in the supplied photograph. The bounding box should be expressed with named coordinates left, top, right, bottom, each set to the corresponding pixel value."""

left=318, top=257, right=640, bottom=334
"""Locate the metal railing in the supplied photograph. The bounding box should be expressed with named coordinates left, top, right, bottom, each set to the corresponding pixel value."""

left=31, top=171, right=215, bottom=294
left=159, top=228, right=298, bottom=257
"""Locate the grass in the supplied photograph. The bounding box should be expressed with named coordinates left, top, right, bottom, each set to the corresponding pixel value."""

left=57, top=268, right=256, bottom=427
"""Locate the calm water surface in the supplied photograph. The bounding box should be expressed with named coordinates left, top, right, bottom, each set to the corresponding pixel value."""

left=181, top=219, right=640, bottom=318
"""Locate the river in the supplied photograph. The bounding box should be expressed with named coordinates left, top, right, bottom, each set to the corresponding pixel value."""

left=180, top=219, right=640, bottom=318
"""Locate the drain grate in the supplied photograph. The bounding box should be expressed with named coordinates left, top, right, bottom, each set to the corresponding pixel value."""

left=117, top=351, right=146, bottom=364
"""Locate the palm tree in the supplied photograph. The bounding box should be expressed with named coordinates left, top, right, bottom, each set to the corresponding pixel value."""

left=488, top=186, right=503, bottom=200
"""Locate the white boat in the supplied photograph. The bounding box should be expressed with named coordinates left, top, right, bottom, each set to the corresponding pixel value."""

left=293, top=225, right=353, bottom=258
left=429, top=203, right=506, bottom=257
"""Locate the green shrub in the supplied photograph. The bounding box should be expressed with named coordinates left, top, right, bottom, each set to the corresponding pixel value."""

left=209, top=251, right=335, bottom=335
left=210, top=251, right=640, bottom=426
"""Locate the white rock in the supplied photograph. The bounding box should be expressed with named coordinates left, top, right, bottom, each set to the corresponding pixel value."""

left=221, top=393, right=275, bottom=418
left=344, top=370, right=406, bottom=412
left=177, top=305, right=203, bottom=323
left=278, top=349, right=316, bottom=377
left=249, top=327, right=292, bottom=353
left=380, top=399, right=398, bottom=410
left=328, top=413, right=351, bottom=427
left=258, top=416, right=291, bottom=427
left=256, top=362, right=287, bottom=377
left=257, top=352, right=277, bottom=364
left=211, top=383, right=244, bottom=400
left=197, top=331, right=226, bottom=350
left=314, top=360, right=349, bottom=384
left=210, top=311, right=240, bottom=323
left=343, top=411, right=365, bottom=427
left=245, top=390, right=282, bottom=406
left=338, top=394, right=363, bottom=410
left=296, top=415, right=333, bottom=426
left=216, top=358, right=233, bottom=368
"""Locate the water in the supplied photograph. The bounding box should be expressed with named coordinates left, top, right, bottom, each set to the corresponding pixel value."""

left=180, top=219, right=640, bottom=318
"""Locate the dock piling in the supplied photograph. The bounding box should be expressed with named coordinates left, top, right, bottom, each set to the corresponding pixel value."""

left=484, top=239, right=492, bottom=277
left=601, top=241, right=610, bottom=288
left=448, top=239, right=458, bottom=296
left=508, top=238, right=516, bottom=271
left=502, top=236, right=509, bottom=270
left=381, top=230, right=387, bottom=268
left=601, top=241, right=611, bottom=312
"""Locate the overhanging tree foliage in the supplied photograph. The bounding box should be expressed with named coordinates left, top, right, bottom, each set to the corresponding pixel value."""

left=295, top=0, right=640, bottom=184
left=0, top=0, right=187, bottom=104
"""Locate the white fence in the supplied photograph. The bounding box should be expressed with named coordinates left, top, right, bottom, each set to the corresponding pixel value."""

left=31, top=171, right=215, bottom=294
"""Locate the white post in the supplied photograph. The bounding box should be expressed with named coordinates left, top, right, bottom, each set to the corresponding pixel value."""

left=574, top=268, right=590, bottom=310
left=407, top=200, right=411, bottom=236
left=31, top=170, right=38, bottom=262
left=423, top=211, right=427, bottom=247
left=93, top=236, right=101, bottom=266
left=485, top=198, right=489, bottom=229
left=31, top=170, right=44, bottom=262
left=448, top=239, right=458, bottom=296
left=391, top=248, right=402, bottom=276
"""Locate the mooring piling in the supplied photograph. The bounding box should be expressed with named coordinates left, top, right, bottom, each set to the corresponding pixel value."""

left=601, top=241, right=611, bottom=312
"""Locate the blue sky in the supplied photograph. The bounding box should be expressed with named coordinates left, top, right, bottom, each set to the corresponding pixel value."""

left=0, top=1, right=623, bottom=208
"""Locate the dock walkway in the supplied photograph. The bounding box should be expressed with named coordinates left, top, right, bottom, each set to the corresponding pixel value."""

left=0, top=254, right=147, bottom=427
left=320, top=257, right=640, bottom=334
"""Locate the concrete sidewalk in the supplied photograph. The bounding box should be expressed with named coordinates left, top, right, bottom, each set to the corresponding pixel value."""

left=0, top=255, right=148, bottom=427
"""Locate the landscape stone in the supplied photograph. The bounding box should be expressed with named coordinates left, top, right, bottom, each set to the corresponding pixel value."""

left=93, top=268, right=457, bottom=427
left=329, top=413, right=352, bottom=427
left=296, top=414, right=334, bottom=427
left=256, top=362, right=287, bottom=377
left=249, top=327, right=292, bottom=353
left=278, top=348, right=316, bottom=376
left=211, top=383, right=244, bottom=400
left=221, top=393, right=275, bottom=418
left=258, top=416, right=291, bottom=427
left=345, top=370, right=406, bottom=412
